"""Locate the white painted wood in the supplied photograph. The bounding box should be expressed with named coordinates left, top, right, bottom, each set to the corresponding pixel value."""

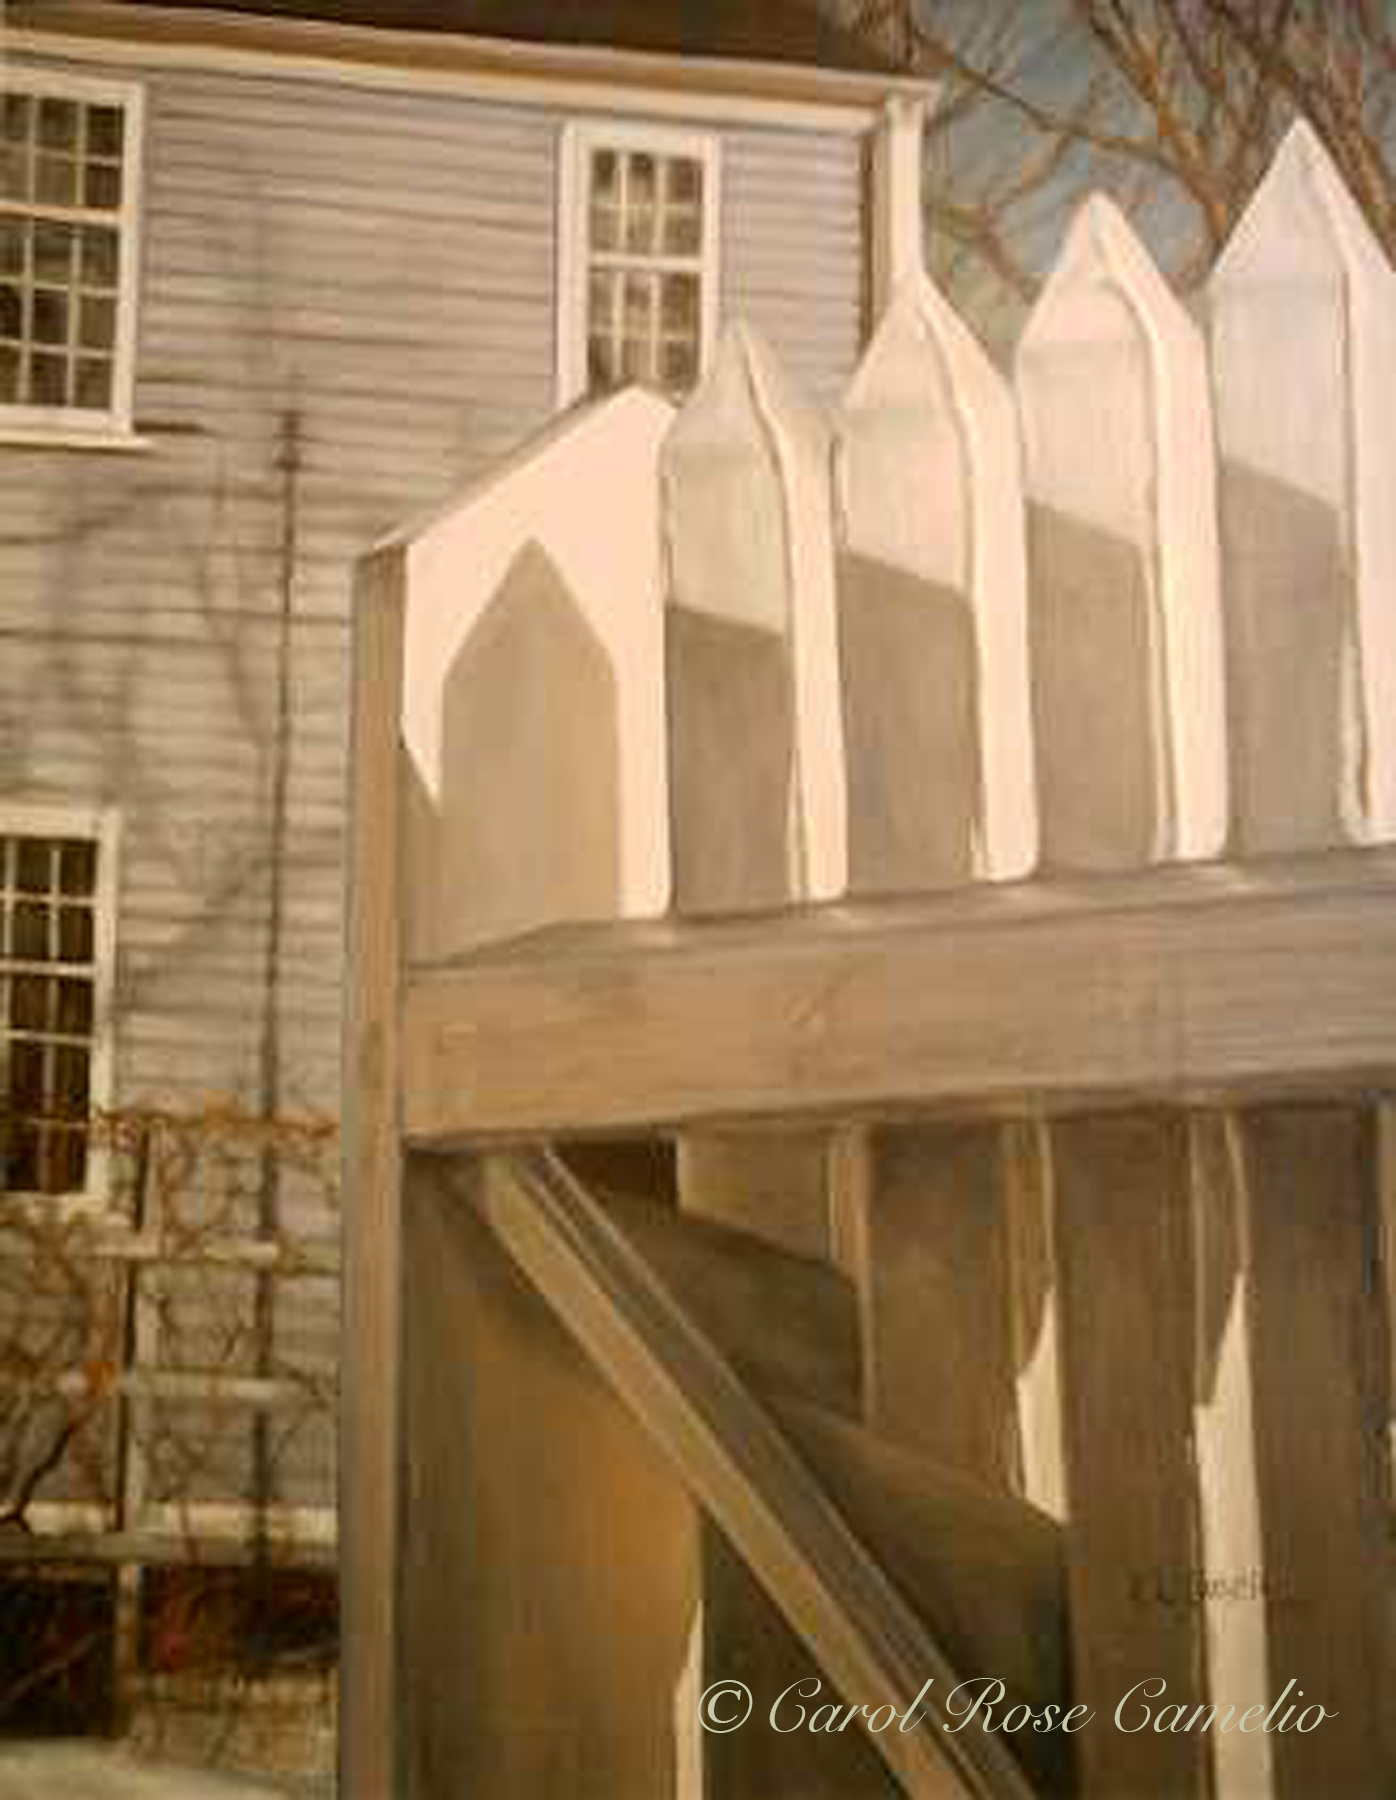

left=663, top=323, right=847, bottom=903
left=1211, top=120, right=1396, bottom=846
left=838, top=273, right=1036, bottom=882
left=1018, top=195, right=1226, bottom=868
left=870, top=96, right=927, bottom=325
left=395, top=387, right=674, bottom=956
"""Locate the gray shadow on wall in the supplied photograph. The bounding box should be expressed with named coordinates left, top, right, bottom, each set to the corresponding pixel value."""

left=434, top=541, right=621, bottom=950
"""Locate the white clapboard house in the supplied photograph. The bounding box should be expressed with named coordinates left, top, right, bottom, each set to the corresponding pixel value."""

left=0, top=0, right=928, bottom=1743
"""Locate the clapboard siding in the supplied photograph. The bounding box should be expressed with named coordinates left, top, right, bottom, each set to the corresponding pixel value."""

left=724, top=127, right=866, bottom=402
left=1, top=46, right=872, bottom=1518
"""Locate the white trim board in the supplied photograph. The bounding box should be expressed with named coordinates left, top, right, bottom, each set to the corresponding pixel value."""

left=7, top=4, right=935, bottom=136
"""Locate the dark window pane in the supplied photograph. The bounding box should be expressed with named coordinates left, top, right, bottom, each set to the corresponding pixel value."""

left=84, top=161, right=121, bottom=211
left=35, top=153, right=78, bottom=207
left=48, top=1127, right=89, bottom=1193
left=12, top=903, right=50, bottom=961
left=620, top=334, right=651, bottom=386
left=52, top=1046, right=91, bottom=1118
left=669, top=157, right=701, bottom=204
left=10, top=1041, right=46, bottom=1112
left=74, top=358, right=112, bottom=411
left=80, top=227, right=118, bottom=288
left=30, top=353, right=69, bottom=407
left=590, top=150, right=621, bottom=252
left=587, top=335, right=618, bottom=393
left=11, top=974, right=51, bottom=1033
left=661, top=272, right=701, bottom=335
left=58, top=841, right=97, bottom=898
left=0, top=144, right=31, bottom=205
left=0, top=219, right=23, bottom=277
left=34, top=222, right=73, bottom=283
left=625, top=153, right=658, bottom=254
left=0, top=347, right=16, bottom=404
left=87, top=107, right=123, bottom=159
left=7, top=1120, right=40, bottom=1191
left=32, top=288, right=68, bottom=347
left=56, top=979, right=94, bottom=1036
left=663, top=340, right=699, bottom=393
left=2, top=95, right=31, bottom=144
left=15, top=841, right=52, bottom=895
left=79, top=294, right=115, bottom=351
left=58, top=905, right=95, bottom=963
left=0, top=285, right=21, bottom=340
left=38, top=99, right=78, bottom=151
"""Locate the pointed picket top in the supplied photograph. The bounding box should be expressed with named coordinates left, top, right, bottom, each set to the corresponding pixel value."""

left=838, top=272, right=1036, bottom=882
left=1211, top=120, right=1396, bottom=844
left=1214, top=119, right=1391, bottom=298
left=400, top=384, right=674, bottom=953
left=662, top=324, right=847, bottom=904
left=1017, top=195, right=1227, bottom=866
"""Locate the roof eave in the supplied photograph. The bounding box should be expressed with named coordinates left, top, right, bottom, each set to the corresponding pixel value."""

left=7, top=1, right=937, bottom=124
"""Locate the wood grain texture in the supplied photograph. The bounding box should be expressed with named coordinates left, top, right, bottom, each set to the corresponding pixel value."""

left=340, top=544, right=407, bottom=1800
left=1231, top=1105, right=1393, bottom=1798
left=403, top=849, right=1396, bottom=1143
left=1048, top=1113, right=1207, bottom=1799
left=470, top=1149, right=1045, bottom=1800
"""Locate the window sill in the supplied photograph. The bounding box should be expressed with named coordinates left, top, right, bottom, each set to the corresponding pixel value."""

left=0, top=424, right=152, bottom=453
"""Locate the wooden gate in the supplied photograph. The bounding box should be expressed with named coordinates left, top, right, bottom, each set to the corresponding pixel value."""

left=345, top=122, right=1396, bottom=1799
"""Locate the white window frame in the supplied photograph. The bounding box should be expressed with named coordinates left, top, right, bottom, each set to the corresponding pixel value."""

left=557, top=118, right=722, bottom=409
left=0, top=66, right=145, bottom=448
left=0, top=799, right=121, bottom=1213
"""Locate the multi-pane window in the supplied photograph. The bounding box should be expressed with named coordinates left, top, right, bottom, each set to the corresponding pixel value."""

left=0, top=73, right=142, bottom=436
left=561, top=125, right=720, bottom=406
left=1, top=812, right=116, bottom=1200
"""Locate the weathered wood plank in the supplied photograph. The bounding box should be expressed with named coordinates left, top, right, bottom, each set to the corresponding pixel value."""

left=470, top=1149, right=1044, bottom=1800
left=403, top=849, right=1396, bottom=1142
left=1048, top=1114, right=1207, bottom=1798
left=340, top=544, right=407, bottom=1800
left=845, top=1124, right=1021, bottom=1487
left=400, top=1156, right=699, bottom=1800
left=1225, top=1104, right=1393, bottom=1796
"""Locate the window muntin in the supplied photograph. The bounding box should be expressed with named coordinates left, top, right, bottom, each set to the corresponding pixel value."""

left=0, top=73, right=142, bottom=437
left=561, top=124, right=720, bottom=407
left=0, top=809, right=117, bottom=1201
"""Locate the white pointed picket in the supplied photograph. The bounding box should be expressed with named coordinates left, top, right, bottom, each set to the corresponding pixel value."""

left=397, top=387, right=674, bottom=959
left=661, top=324, right=847, bottom=912
left=1017, top=196, right=1227, bottom=872
left=1211, top=119, right=1396, bottom=850
left=836, top=273, right=1036, bottom=888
